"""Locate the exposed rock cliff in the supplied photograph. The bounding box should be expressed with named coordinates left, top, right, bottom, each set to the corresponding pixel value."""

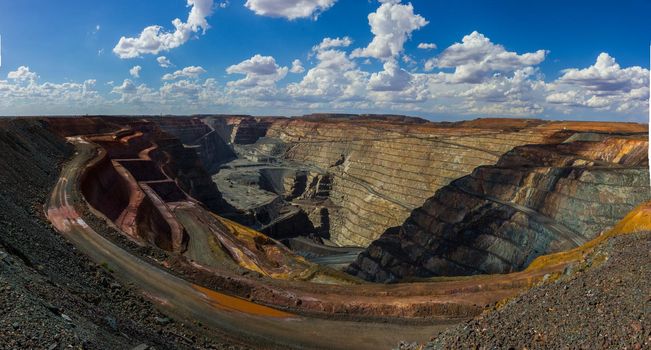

left=348, top=136, right=650, bottom=282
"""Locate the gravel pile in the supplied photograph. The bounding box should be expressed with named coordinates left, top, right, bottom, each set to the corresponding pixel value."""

left=423, top=232, right=650, bottom=349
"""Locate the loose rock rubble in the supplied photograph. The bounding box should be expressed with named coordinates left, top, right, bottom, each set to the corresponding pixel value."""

left=425, top=232, right=650, bottom=349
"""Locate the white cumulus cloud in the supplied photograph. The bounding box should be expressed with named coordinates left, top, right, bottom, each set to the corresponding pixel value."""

left=312, top=36, right=352, bottom=51
left=162, top=66, right=207, bottom=80
left=368, top=59, right=412, bottom=91
left=7, top=66, right=37, bottom=81
left=290, top=59, right=305, bottom=73
left=244, top=0, right=337, bottom=20
left=425, top=31, right=548, bottom=83
left=0, top=67, right=101, bottom=114
left=287, top=41, right=366, bottom=101
left=351, top=0, right=428, bottom=61
left=556, top=52, right=648, bottom=93
left=113, top=0, right=214, bottom=59
left=546, top=53, right=649, bottom=113
left=417, top=42, right=436, bottom=50
left=226, top=54, right=288, bottom=87
left=157, top=56, right=173, bottom=68
left=129, top=65, right=142, bottom=78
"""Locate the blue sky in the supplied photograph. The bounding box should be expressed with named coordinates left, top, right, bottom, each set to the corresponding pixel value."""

left=0, top=0, right=648, bottom=121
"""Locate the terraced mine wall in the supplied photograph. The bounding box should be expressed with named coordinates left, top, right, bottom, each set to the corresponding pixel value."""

left=348, top=136, right=650, bottom=282
left=80, top=138, right=187, bottom=252
left=205, top=117, right=572, bottom=247
left=134, top=189, right=182, bottom=252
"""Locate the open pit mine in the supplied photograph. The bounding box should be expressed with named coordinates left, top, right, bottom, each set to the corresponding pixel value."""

left=0, top=114, right=649, bottom=349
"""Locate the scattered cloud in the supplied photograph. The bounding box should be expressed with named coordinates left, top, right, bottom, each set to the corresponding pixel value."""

left=111, top=79, right=157, bottom=103
left=556, top=52, right=648, bottom=93
left=401, top=54, right=415, bottom=65
left=226, top=54, right=288, bottom=87
left=456, top=67, right=546, bottom=115
left=112, top=79, right=137, bottom=95
left=244, top=0, right=337, bottom=20
left=113, top=0, right=214, bottom=59
left=290, top=59, right=305, bottom=73
left=0, top=67, right=100, bottom=114
left=417, top=42, right=436, bottom=50
left=157, top=56, right=173, bottom=68
left=162, top=66, right=207, bottom=80
left=287, top=41, right=365, bottom=101
left=312, top=36, right=352, bottom=51
left=7, top=66, right=37, bottom=81
left=1, top=27, right=646, bottom=119
left=351, top=0, right=428, bottom=61
left=129, top=65, right=142, bottom=78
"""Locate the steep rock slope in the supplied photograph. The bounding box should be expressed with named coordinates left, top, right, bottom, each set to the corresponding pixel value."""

left=348, top=136, right=650, bottom=282
left=82, top=130, right=189, bottom=253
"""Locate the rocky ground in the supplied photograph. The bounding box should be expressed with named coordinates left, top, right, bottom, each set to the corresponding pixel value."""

left=408, top=231, right=650, bottom=349
left=0, top=119, right=246, bottom=349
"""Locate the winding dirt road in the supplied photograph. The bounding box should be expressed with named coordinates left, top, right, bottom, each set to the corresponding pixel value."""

left=45, top=137, right=455, bottom=349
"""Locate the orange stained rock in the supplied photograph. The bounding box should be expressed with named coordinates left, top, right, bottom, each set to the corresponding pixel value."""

left=209, top=213, right=309, bottom=279
left=609, top=201, right=651, bottom=234
left=191, top=284, right=295, bottom=318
